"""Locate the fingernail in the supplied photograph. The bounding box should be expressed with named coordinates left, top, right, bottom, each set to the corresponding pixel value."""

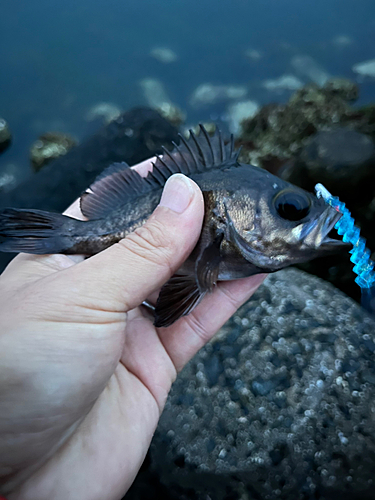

left=159, top=174, right=195, bottom=213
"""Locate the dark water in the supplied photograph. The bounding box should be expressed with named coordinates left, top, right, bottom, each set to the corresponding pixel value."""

left=0, top=0, right=375, bottom=183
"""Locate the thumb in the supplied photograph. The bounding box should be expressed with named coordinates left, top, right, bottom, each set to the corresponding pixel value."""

left=64, top=174, right=204, bottom=312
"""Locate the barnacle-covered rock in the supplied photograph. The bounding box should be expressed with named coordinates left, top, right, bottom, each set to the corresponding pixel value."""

left=30, top=132, right=77, bottom=172
left=238, top=79, right=361, bottom=168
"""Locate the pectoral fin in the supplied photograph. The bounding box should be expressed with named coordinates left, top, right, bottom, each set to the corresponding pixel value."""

left=196, top=232, right=224, bottom=291
left=154, top=232, right=223, bottom=328
left=154, top=273, right=205, bottom=328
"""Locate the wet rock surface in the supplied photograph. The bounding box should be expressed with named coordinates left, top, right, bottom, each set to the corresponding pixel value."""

left=0, top=118, right=12, bottom=153
left=145, top=268, right=375, bottom=500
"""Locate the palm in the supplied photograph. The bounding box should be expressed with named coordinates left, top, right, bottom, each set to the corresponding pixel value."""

left=2, top=252, right=263, bottom=500
left=1, top=163, right=265, bottom=500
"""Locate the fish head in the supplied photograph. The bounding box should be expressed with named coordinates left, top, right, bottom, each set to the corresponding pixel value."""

left=223, top=174, right=347, bottom=272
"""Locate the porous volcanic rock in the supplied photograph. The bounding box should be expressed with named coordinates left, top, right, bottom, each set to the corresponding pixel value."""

left=149, top=268, right=375, bottom=500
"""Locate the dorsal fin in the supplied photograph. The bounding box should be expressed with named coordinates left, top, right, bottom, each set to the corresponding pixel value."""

left=80, top=125, right=240, bottom=220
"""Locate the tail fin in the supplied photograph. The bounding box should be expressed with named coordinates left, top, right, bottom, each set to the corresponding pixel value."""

left=0, top=208, right=70, bottom=254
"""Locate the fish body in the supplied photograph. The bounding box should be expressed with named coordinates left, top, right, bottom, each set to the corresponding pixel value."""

left=0, top=126, right=344, bottom=326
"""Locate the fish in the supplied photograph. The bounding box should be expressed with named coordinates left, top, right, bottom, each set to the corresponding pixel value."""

left=0, top=125, right=345, bottom=327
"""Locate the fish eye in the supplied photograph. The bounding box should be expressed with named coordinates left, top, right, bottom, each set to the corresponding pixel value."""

left=274, top=190, right=311, bottom=221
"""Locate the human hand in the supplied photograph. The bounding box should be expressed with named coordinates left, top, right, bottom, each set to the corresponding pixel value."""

left=0, top=160, right=265, bottom=500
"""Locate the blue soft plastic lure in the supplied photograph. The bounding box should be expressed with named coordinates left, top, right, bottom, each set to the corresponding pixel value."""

left=315, top=183, right=375, bottom=313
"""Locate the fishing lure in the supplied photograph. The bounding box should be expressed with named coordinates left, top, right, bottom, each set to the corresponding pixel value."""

left=315, top=183, right=375, bottom=313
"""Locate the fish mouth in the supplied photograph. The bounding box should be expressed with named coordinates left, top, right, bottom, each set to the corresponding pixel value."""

left=301, top=205, right=348, bottom=250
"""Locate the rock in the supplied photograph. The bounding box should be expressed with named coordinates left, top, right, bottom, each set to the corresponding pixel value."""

left=332, top=35, right=354, bottom=48
left=140, top=78, right=185, bottom=126
left=323, top=78, right=359, bottom=102
left=244, top=48, right=263, bottom=61
left=150, top=47, right=178, bottom=64
left=85, top=102, right=122, bottom=124
left=291, top=55, right=331, bottom=86
left=190, top=83, right=247, bottom=108
left=226, top=100, right=259, bottom=135
left=0, top=163, right=21, bottom=193
left=150, top=268, right=375, bottom=500
left=263, top=74, right=304, bottom=93
left=352, top=59, right=375, bottom=79
left=30, top=132, right=78, bottom=172
left=238, top=79, right=361, bottom=168
left=0, top=107, right=179, bottom=272
left=281, top=128, right=375, bottom=198
left=0, top=118, right=12, bottom=153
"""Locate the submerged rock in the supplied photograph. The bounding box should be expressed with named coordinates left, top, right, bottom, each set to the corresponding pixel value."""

left=150, top=47, right=178, bottom=64
left=150, top=268, right=375, bottom=500
left=332, top=35, right=354, bottom=48
left=352, top=59, right=375, bottom=79
left=0, top=163, right=20, bottom=192
left=85, top=102, right=122, bottom=124
left=226, top=100, right=259, bottom=135
left=190, top=83, right=247, bottom=108
left=244, top=48, right=263, bottom=61
left=263, top=74, right=304, bottom=93
left=140, top=78, right=185, bottom=126
left=0, top=118, right=11, bottom=153
left=291, top=55, right=331, bottom=86
left=30, top=132, right=78, bottom=172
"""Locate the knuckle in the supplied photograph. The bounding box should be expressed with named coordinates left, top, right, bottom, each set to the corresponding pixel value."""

left=120, top=219, right=177, bottom=273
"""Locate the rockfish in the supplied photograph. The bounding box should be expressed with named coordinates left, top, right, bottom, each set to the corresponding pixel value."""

left=0, top=126, right=344, bottom=326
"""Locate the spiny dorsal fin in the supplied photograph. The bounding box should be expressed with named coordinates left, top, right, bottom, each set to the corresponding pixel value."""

left=80, top=125, right=240, bottom=220
left=154, top=124, right=239, bottom=176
